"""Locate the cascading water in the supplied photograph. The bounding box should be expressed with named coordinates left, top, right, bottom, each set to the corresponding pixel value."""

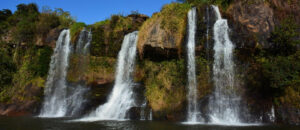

left=75, top=28, right=87, bottom=54
left=39, top=29, right=71, bottom=117
left=140, top=101, right=152, bottom=121
left=83, top=30, right=92, bottom=55
left=185, top=7, right=201, bottom=123
left=140, top=102, right=147, bottom=120
left=66, top=29, right=92, bottom=116
left=208, top=5, right=242, bottom=124
left=39, top=29, right=92, bottom=117
left=76, top=28, right=92, bottom=55
left=80, top=31, right=139, bottom=121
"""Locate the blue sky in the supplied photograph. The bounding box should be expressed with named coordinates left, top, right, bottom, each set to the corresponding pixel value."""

left=0, top=0, right=175, bottom=24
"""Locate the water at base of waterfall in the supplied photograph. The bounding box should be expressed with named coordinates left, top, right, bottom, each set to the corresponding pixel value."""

left=2, top=116, right=293, bottom=130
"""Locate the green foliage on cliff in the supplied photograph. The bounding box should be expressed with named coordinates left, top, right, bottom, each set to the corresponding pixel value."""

left=85, top=56, right=116, bottom=84
left=137, top=59, right=186, bottom=115
left=138, top=3, right=190, bottom=56
left=0, top=45, right=16, bottom=88
left=91, top=14, right=146, bottom=57
left=0, top=9, right=12, bottom=35
left=269, top=18, right=300, bottom=56
left=160, top=3, right=191, bottom=35
left=0, top=3, right=75, bottom=44
left=178, top=0, right=233, bottom=9
left=260, top=51, right=300, bottom=109
left=36, top=13, right=60, bottom=36
left=70, top=22, right=86, bottom=43
left=195, top=56, right=212, bottom=99
left=0, top=46, right=52, bottom=103
left=260, top=55, right=300, bottom=95
left=245, top=17, right=300, bottom=109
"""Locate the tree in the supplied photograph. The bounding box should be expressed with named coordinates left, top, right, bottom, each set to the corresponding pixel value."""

left=0, top=9, right=12, bottom=21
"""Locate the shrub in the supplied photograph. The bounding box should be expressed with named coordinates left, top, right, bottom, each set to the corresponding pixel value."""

left=269, top=18, right=300, bottom=56
left=140, top=59, right=186, bottom=113
left=36, top=13, right=60, bottom=36
left=0, top=47, right=16, bottom=88
left=259, top=52, right=300, bottom=96
left=70, top=22, right=86, bottom=42
left=54, top=8, right=75, bottom=28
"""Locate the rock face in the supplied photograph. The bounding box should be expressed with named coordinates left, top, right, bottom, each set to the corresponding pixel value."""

left=227, top=0, right=275, bottom=48
left=36, top=28, right=61, bottom=48
left=138, top=15, right=180, bottom=60
left=90, top=14, right=148, bottom=57
left=269, top=0, right=300, bottom=23
left=138, top=3, right=190, bottom=60
left=229, top=1, right=275, bottom=37
left=226, top=0, right=300, bottom=49
left=277, top=105, right=300, bottom=125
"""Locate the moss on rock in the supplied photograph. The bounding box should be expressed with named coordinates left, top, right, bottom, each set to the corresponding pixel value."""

left=137, top=3, right=191, bottom=59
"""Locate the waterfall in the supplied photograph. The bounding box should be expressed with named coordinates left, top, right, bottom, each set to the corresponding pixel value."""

left=208, top=5, right=242, bottom=124
left=140, top=101, right=152, bottom=121
left=140, top=101, right=147, bottom=120
left=39, top=29, right=92, bottom=117
left=75, top=28, right=87, bottom=54
left=149, top=109, right=152, bottom=120
left=268, top=106, right=276, bottom=123
left=76, top=28, right=92, bottom=55
left=39, top=29, right=71, bottom=117
left=186, top=7, right=201, bottom=123
left=81, top=31, right=139, bottom=121
left=66, top=28, right=92, bottom=116
left=83, top=30, right=92, bottom=55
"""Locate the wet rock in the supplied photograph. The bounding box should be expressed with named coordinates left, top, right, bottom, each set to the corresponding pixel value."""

left=277, top=105, right=300, bottom=125
left=127, top=107, right=141, bottom=120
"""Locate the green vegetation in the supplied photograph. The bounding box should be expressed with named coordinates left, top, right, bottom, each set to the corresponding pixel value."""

left=137, top=59, right=186, bottom=115
left=0, top=45, right=16, bottom=89
left=178, top=0, right=233, bottom=9
left=244, top=18, right=300, bottom=108
left=85, top=56, right=116, bottom=84
left=90, top=14, right=146, bottom=57
left=0, top=3, right=75, bottom=44
left=0, top=46, right=52, bottom=103
left=70, top=22, right=86, bottom=43
left=269, top=18, right=300, bottom=56
left=195, top=57, right=212, bottom=99
left=138, top=3, right=190, bottom=55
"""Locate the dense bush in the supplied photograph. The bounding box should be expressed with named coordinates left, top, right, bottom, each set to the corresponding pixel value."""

left=36, top=13, right=60, bottom=36
left=0, top=9, right=12, bottom=35
left=70, top=22, right=86, bottom=43
left=91, top=14, right=146, bottom=57
left=0, top=46, right=16, bottom=88
left=261, top=55, right=300, bottom=96
left=138, top=59, right=186, bottom=114
left=32, top=47, right=53, bottom=77
left=269, top=18, right=300, bottom=56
